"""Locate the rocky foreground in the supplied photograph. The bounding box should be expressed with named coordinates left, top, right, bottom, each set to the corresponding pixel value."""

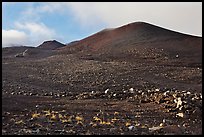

left=2, top=87, right=202, bottom=135
left=2, top=53, right=202, bottom=135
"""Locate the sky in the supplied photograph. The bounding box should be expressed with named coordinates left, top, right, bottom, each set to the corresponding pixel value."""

left=2, top=2, right=202, bottom=47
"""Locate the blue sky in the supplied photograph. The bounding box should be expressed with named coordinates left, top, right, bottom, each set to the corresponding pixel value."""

left=2, top=2, right=202, bottom=47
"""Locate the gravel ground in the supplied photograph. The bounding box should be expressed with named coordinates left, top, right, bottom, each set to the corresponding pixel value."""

left=2, top=47, right=202, bottom=135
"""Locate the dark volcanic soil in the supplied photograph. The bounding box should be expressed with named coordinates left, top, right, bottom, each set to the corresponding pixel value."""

left=2, top=22, right=202, bottom=135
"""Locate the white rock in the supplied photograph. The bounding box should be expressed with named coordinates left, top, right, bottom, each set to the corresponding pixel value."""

left=155, top=88, right=160, bottom=92
left=104, top=89, right=109, bottom=94
left=149, top=126, right=163, bottom=131
left=173, top=94, right=177, bottom=98
left=187, top=91, right=191, bottom=95
left=160, top=123, right=164, bottom=127
left=129, top=88, right=134, bottom=93
left=135, top=123, right=141, bottom=127
left=179, top=106, right=183, bottom=110
left=128, top=125, right=135, bottom=131
left=163, top=92, right=167, bottom=96
left=176, top=97, right=182, bottom=108
left=176, top=113, right=184, bottom=118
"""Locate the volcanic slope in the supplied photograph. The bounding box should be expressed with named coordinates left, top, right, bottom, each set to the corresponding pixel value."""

left=55, top=22, right=202, bottom=92
left=59, top=22, right=201, bottom=65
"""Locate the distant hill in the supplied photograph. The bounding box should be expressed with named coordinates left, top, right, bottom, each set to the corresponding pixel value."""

left=37, top=40, right=66, bottom=50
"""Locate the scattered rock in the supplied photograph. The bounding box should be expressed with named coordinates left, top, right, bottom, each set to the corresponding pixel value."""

left=104, top=89, right=109, bottom=94
left=149, top=126, right=163, bottom=132
left=128, top=125, right=136, bottom=131
left=129, top=88, right=134, bottom=93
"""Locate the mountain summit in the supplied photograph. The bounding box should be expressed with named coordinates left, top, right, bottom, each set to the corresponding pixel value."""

left=38, top=40, right=66, bottom=50
left=59, top=22, right=201, bottom=64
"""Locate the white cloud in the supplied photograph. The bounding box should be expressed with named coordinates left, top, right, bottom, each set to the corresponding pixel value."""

left=65, top=2, right=202, bottom=36
left=20, top=2, right=67, bottom=22
left=14, top=22, right=57, bottom=46
left=15, top=22, right=55, bottom=38
left=2, top=29, right=29, bottom=47
left=66, top=2, right=107, bottom=27
left=14, top=2, right=203, bottom=38
left=35, top=2, right=66, bottom=13
left=2, top=22, right=58, bottom=47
